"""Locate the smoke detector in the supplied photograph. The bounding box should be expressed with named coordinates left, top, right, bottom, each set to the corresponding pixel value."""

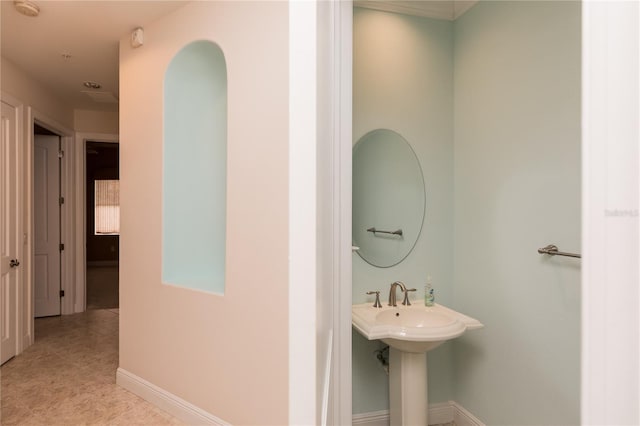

left=14, top=1, right=40, bottom=17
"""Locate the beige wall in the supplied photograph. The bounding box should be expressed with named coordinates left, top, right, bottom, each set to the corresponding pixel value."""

left=74, top=109, right=119, bottom=134
left=1, top=57, right=74, bottom=129
left=118, top=2, right=289, bottom=424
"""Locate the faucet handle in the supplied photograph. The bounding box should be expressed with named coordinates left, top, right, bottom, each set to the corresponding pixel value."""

left=402, top=288, right=417, bottom=306
left=366, top=291, right=382, bottom=308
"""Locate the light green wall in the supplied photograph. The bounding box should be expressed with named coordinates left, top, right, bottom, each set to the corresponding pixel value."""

left=452, top=2, right=581, bottom=425
left=353, top=1, right=581, bottom=420
left=352, top=8, right=455, bottom=414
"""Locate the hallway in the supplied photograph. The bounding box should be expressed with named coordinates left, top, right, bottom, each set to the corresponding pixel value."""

left=86, top=265, right=119, bottom=310
left=0, top=310, right=181, bottom=425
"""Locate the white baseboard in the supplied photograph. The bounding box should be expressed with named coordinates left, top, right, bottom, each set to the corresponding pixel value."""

left=452, top=401, right=484, bottom=426
left=116, top=367, right=484, bottom=426
left=116, top=368, right=229, bottom=425
left=353, top=410, right=390, bottom=426
left=429, top=401, right=456, bottom=424
left=352, top=401, right=484, bottom=426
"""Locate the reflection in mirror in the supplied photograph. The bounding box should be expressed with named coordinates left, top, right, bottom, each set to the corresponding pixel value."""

left=353, top=129, right=425, bottom=268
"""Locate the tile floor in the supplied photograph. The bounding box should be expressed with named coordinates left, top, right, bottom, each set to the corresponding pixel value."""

left=0, top=309, right=181, bottom=425
left=86, top=265, right=119, bottom=310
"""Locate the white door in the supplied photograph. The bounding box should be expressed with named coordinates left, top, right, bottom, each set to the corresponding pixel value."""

left=1, top=100, right=19, bottom=365
left=34, top=135, right=60, bottom=317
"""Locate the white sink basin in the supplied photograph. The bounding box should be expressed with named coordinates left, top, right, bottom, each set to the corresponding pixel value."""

left=352, top=302, right=483, bottom=353
left=353, top=300, right=483, bottom=424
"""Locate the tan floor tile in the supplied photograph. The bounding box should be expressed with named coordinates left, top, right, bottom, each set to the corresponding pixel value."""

left=110, top=403, right=177, bottom=426
left=1, top=399, right=34, bottom=424
left=1, top=309, right=182, bottom=425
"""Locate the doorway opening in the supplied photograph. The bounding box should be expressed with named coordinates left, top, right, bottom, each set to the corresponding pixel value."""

left=85, top=141, right=119, bottom=310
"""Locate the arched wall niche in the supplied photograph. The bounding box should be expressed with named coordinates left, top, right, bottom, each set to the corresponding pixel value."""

left=162, top=40, right=227, bottom=294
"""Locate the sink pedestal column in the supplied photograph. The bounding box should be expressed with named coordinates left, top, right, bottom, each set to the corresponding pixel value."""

left=389, top=347, right=428, bottom=426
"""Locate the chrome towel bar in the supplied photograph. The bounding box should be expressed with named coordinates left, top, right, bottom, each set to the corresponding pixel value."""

left=538, top=244, right=581, bottom=258
left=367, top=227, right=403, bottom=236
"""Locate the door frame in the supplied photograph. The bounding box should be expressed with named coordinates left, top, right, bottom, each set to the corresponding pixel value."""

left=332, top=0, right=353, bottom=424
left=581, top=1, right=640, bottom=423
left=73, top=132, right=119, bottom=313
left=288, top=1, right=353, bottom=423
left=25, top=108, right=74, bottom=344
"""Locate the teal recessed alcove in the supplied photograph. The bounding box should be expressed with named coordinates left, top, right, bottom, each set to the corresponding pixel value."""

left=162, top=40, right=227, bottom=294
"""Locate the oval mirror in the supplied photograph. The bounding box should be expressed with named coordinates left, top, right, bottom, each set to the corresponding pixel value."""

left=353, top=129, right=425, bottom=268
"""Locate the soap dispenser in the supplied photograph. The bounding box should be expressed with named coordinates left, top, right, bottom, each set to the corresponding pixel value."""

left=425, top=276, right=435, bottom=307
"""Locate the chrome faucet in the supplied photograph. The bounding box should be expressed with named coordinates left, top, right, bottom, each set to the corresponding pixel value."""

left=388, top=281, right=407, bottom=307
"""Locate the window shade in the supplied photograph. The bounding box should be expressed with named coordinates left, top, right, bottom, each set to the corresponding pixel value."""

left=95, top=179, right=120, bottom=235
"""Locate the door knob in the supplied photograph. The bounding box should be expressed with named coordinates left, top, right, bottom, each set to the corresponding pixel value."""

left=9, top=259, right=20, bottom=268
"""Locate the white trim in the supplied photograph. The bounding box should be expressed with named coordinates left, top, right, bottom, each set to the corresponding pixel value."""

left=73, top=132, right=118, bottom=313
left=352, top=410, right=389, bottom=426
left=354, top=0, right=452, bottom=21
left=320, top=329, right=333, bottom=426
left=116, top=368, right=230, bottom=426
left=581, top=1, right=640, bottom=424
left=60, top=135, right=74, bottom=316
left=429, top=401, right=455, bottom=424
left=317, top=2, right=335, bottom=423
left=289, top=1, right=317, bottom=424
left=317, top=1, right=353, bottom=423
left=333, top=1, right=354, bottom=424
left=352, top=401, right=484, bottom=426
left=452, top=401, right=485, bottom=426
left=453, top=1, right=478, bottom=20
left=354, top=0, right=478, bottom=21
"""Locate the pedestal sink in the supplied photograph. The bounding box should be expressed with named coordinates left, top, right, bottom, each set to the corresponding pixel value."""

left=352, top=302, right=483, bottom=425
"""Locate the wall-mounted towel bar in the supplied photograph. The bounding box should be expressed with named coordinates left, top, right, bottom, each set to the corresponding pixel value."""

left=538, top=244, right=581, bottom=258
left=367, top=227, right=403, bottom=236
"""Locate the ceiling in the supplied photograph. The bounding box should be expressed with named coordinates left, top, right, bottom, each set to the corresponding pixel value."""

left=1, top=0, right=186, bottom=112
left=1, top=1, right=476, bottom=114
